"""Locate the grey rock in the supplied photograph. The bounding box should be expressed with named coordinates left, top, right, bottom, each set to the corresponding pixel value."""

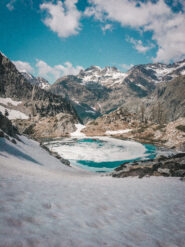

left=110, top=153, right=185, bottom=178
left=157, top=168, right=170, bottom=175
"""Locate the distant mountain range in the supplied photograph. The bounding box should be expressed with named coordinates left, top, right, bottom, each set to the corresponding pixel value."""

left=48, top=60, right=185, bottom=122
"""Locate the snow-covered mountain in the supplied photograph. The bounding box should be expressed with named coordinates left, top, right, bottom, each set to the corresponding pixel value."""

left=74, top=60, right=185, bottom=89
left=21, top=72, right=50, bottom=90
left=144, top=60, right=185, bottom=82
left=50, top=59, right=185, bottom=122
left=77, top=66, right=128, bottom=88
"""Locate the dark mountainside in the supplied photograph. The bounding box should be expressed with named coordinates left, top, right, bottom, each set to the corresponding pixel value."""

left=0, top=52, right=79, bottom=138
left=147, top=75, right=185, bottom=122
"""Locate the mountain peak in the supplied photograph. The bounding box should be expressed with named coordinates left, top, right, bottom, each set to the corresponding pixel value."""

left=21, top=72, right=50, bottom=90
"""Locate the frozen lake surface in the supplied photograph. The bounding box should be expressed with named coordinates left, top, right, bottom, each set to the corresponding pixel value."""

left=44, top=137, right=157, bottom=172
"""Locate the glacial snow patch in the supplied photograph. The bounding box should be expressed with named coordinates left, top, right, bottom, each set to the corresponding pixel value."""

left=105, top=129, right=132, bottom=135
left=0, top=105, right=29, bottom=120
left=70, top=124, right=86, bottom=137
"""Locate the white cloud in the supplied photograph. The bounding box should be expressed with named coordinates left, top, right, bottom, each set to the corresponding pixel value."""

left=13, top=61, right=34, bottom=73
left=36, top=59, right=84, bottom=82
left=6, top=0, right=16, bottom=11
left=84, top=4, right=105, bottom=21
left=40, top=0, right=81, bottom=38
left=55, top=62, right=84, bottom=76
left=85, top=0, right=185, bottom=63
left=101, top=23, right=113, bottom=33
left=127, top=37, right=154, bottom=54
left=120, top=63, right=134, bottom=71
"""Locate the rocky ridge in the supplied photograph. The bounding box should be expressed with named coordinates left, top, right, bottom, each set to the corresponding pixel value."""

left=0, top=112, right=18, bottom=139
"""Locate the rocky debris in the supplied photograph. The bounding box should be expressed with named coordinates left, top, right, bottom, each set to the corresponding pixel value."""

left=109, top=153, right=185, bottom=179
left=40, top=143, right=70, bottom=167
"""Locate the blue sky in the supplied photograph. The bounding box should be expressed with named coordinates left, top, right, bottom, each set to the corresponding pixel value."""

left=0, top=0, right=185, bottom=83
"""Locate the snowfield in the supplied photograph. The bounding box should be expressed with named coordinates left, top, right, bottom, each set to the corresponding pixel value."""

left=105, top=129, right=132, bottom=135
left=70, top=123, right=86, bottom=137
left=0, top=105, right=29, bottom=120
left=0, top=97, right=22, bottom=106
left=0, top=136, right=185, bottom=247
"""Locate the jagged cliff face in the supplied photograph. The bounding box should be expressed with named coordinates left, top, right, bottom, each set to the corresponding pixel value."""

left=145, top=75, right=185, bottom=122
left=49, top=61, right=185, bottom=123
left=0, top=52, right=79, bottom=138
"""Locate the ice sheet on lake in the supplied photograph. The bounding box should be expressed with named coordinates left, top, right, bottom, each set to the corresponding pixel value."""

left=48, top=137, right=147, bottom=163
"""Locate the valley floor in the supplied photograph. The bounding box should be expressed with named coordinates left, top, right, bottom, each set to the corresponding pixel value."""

left=0, top=136, right=185, bottom=247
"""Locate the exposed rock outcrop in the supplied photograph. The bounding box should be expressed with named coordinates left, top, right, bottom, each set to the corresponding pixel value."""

left=109, top=153, right=185, bottom=179
left=0, top=112, right=19, bottom=143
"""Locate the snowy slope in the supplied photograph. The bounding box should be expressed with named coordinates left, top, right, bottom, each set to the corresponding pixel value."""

left=0, top=97, right=22, bottom=106
left=143, top=60, right=185, bottom=83
left=0, top=135, right=185, bottom=247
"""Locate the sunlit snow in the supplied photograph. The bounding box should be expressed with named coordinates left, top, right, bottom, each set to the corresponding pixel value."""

left=70, top=123, right=86, bottom=137
left=0, top=105, right=29, bottom=120
left=0, top=97, right=22, bottom=106
left=105, top=129, right=132, bottom=135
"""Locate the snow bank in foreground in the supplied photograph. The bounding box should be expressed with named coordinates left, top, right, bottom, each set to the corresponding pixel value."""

left=0, top=105, right=29, bottom=120
left=0, top=136, right=185, bottom=247
left=0, top=97, right=22, bottom=106
left=70, top=123, right=86, bottom=137
left=105, top=129, right=132, bottom=135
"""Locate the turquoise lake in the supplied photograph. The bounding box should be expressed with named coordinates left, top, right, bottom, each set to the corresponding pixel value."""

left=44, top=137, right=158, bottom=172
